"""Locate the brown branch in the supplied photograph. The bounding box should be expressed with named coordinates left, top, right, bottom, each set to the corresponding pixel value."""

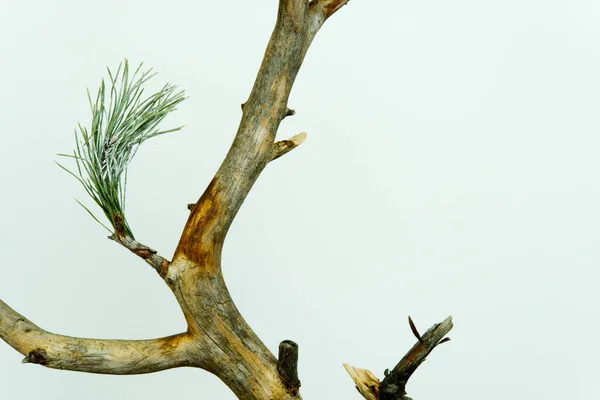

left=0, top=299, right=192, bottom=374
left=161, top=1, right=350, bottom=398
left=108, top=233, right=170, bottom=278
left=344, top=316, right=453, bottom=400
left=272, top=132, right=307, bottom=161
left=108, top=214, right=170, bottom=277
left=379, top=316, right=453, bottom=400
left=277, top=340, right=301, bottom=393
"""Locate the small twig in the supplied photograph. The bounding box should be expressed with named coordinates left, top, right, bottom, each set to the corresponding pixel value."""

left=108, top=234, right=169, bottom=277
left=379, top=316, right=453, bottom=400
left=271, top=132, right=307, bottom=161
left=285, top=108, right=296, bottom=117
left=408, top=316, right=423, bottom=342
left=277, top=340, right=301, bottom=393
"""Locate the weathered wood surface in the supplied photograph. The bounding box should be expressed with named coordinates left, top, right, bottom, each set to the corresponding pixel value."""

left=0, top=1, right=453, bottom=399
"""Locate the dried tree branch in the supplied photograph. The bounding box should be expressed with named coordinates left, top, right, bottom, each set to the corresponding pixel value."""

left=272, top=132, right=308, bottom=161
left=164, top=3, right=321, bottom=399
left=1, top=1, right=455, bottom=399
left=277, top=340, right=301, bottom=393
left=379, top=316, right=453, bottom=400
left=0, top=299, right=192, bottom=374
left=344, top=316, right=453, bottom=400
left=108, top=232, right=170, bottom=277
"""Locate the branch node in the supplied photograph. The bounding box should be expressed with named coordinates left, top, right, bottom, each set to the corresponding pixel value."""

left=277, top=340, right=301, bottom=393
left=187, top=203, right=196, bottom=211
left=22, top=349, right=47, bottom=365
left=113, top=214, right=126, bottom=239
left=285, top=108, right=296, bottom=117
left=309, top=0, right=351, bottom=21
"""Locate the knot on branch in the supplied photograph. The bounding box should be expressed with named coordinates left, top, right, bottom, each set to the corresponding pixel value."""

left=22, top=349, right=48, bottom=365
left=277, top=340, right=301, bottom=394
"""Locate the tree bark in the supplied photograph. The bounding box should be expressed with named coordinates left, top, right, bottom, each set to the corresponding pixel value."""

left=0, top=300, right=192, bottom=374
left=0, top=1, right=453, bottom=399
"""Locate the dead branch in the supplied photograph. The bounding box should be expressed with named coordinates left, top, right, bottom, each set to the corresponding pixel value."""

left=0, top=1, right=455, bottom=399
left=0, top=299, right=192, bottom=374
left=379, top=316, right=453, bottom=400
left=345, top=316, right=453, bottom=400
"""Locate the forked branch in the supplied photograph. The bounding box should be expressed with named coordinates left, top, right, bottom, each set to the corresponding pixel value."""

left=0, top=1, right=455, bottom=399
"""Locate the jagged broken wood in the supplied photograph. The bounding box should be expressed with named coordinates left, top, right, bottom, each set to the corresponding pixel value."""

left=344, top=364, right=380, bottom=400
left=0, top=1, right=454, bottom=399
left=272, top=132, right=308, bottom=161
left=345, top=316, right=453, bottom=400
left=379, top=316, right=453, bottom=399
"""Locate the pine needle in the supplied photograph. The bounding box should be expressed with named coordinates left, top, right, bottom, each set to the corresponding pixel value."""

left=58, top=60, right=186, bottom=238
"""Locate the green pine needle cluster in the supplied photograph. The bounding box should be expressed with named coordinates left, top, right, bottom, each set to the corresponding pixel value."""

left=58, top=60, right=186, bottom=238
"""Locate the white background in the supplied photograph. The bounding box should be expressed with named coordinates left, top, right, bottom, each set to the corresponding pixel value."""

left=1, top=1, right=599, bottom=399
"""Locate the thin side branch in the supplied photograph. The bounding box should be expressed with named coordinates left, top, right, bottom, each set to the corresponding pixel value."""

left=344, top=316, right=453, bottom=400
left=0, top=299, right=192, bottom=374
left=272, top=132, right=307, bottom=161
left=108, top=233, right=170, bottom=277
left=379, top=316, right=453, bottom=400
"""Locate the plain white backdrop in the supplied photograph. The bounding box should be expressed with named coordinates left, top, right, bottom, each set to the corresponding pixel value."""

left=1, top=1, right=599, bottom=399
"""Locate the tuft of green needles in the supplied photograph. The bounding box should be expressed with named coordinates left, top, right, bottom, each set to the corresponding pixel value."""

left=57, top=60, right=186, bottom=238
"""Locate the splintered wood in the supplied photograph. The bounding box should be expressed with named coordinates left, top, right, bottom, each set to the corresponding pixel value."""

left=343, top=363, right=380, bottom=400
